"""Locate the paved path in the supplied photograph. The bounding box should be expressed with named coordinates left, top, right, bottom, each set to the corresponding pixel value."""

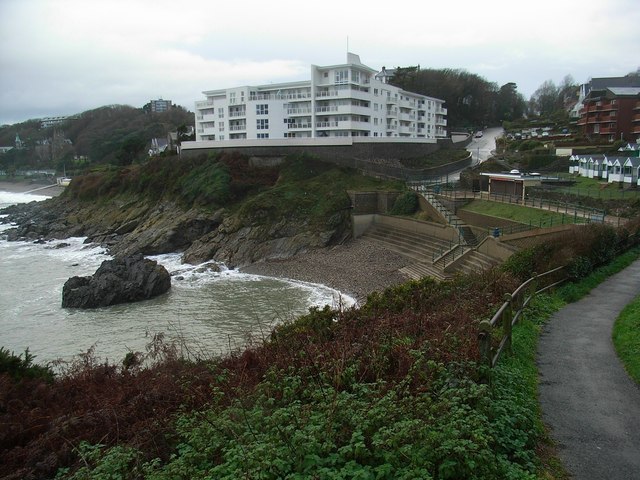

left=537, top=259, right=640, bottom=480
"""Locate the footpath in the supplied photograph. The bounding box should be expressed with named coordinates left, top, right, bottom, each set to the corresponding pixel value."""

left=537, top=259, right=640, bottom=480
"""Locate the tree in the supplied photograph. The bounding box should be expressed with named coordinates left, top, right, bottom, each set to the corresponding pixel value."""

left=529, top=80, right=559, bottom=116
left=389, top=68, right=505, bottom=128
left=496, top=82, right=526, bottom=122
left=116, top=135, right=146, bottom=166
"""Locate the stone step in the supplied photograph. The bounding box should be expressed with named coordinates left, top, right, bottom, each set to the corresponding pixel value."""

left=362, top=225, right=452, bottom=261
left=400, top=262, right=450, bottom=281
left=453, top=251, right=499, bottom=275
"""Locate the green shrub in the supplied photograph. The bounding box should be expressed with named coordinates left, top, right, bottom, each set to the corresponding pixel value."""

left=0, top=347, right=54, bottom=382
left=390, top=191, right=419, bottom=216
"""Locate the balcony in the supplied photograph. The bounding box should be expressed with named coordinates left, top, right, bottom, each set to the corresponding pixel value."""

left=229, top=124, right=246, bottom=131
left=315, top=106, right=339, bottom=113
left=386, top=108, right=397, bottom=116
left=316, top=121, right=339, bottom=128
left=287, top=123, right=312, bottom=130
left=436, top=107, right=447, bottom=115
left=632, top=113, right=640, bottom=122
left=436, top=118, right=447, bottom=127
left=195, top=100, right=214, bottom=108
left=229, top=110, right=246, bottom=118
left=288, top=107, right=312, bottom=115
left=201, top=127, right=217, bottom=136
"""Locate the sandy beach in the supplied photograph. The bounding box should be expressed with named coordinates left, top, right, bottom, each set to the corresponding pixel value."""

left=0, top=180, right=65, bottom=197
left=242, top=238, right=412, bottom=304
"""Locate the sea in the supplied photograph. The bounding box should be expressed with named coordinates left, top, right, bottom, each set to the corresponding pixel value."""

left=0, top=190, right=354, bottom=366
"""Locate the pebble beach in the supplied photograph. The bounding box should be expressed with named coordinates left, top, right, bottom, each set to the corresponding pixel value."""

left=242, top=239, right=412, bottom=304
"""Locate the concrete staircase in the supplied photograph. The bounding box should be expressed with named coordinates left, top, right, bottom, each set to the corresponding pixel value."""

left=362, top=223, right=501, bottom=281
left=412, top=188, right=478, bottom=246
left=361, top=223, right=453, bottom=262
left=361, top=223, right=454, bottom=281
left=446, top=249, right=499, bottom=276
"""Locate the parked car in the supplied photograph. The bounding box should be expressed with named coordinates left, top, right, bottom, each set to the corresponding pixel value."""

left=475, top=131, right=483, bottom=138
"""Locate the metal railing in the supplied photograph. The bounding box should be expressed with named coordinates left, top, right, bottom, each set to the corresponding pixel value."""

left=478, top=266, right=567, bottom=381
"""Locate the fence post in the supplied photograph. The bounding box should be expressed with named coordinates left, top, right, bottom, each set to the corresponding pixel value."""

left=503, top=293, right=513, bottom=353
left=478, top=319, right=493, bottom=383
left=530, top=272, right=538, bottom=302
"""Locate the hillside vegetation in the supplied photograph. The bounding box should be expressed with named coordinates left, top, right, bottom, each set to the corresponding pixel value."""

left=3, top=213, right=640, bottom=478
left=0, top=105, right=193, bottom=173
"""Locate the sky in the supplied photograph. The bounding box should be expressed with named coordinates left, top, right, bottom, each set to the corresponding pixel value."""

left=1, top=0, right=639, bottom=126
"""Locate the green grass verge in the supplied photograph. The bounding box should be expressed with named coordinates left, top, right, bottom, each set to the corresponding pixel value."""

left=612, top=294, right=640, bottom=384
left=548, top=174, right=640, bottom=200
left=460, top=199, right=578, bottom=226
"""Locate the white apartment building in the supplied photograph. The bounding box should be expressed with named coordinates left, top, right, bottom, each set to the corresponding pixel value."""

left=193, top=53, right=447, bottom=144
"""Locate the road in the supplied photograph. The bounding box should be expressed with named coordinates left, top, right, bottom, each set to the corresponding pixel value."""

left=435, top=127, right=503, bottom=183
left=467, top=126, right=503, bottom=163
left=537, top=259, right=640, bottom=479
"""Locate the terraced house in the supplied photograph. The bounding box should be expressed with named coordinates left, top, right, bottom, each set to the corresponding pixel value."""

left=192, top=53, right=447, bottom=144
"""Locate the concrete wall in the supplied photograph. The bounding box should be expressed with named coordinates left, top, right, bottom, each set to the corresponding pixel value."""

left=456, top=209, right=525, bottom=229
left=180, top=138, right=473, bottom=181
left=353, top=213, right=459, bottom=242
left=476, top=236, right=518, bottom=261
left=348, top=191, right=401, bottom=215
left=500, top=224, right=577, bottom=250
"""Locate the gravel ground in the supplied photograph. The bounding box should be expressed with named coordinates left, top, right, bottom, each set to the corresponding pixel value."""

left=241, top=238, right=412, bottom=304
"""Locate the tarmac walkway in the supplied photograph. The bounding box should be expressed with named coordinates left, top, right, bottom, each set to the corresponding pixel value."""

left=537, top=259, right=640, bottom=480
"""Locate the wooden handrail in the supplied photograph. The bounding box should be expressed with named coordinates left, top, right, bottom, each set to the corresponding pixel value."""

left=478, top=266, right=567, bottom=381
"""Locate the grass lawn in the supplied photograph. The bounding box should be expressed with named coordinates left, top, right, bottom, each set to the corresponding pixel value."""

left=612, top=294, right=640, bottom=384
left=460, top=199, right=578, bottom=227
left=550, top=174, right=640, bottom=200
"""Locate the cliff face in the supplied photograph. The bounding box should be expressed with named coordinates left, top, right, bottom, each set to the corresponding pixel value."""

left=2, top=194, right=352, bottom=268
left=1, top=154, right=401, bottom=267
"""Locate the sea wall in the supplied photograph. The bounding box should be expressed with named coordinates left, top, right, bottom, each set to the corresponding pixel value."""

left=181, top=138, right=473, bottom=181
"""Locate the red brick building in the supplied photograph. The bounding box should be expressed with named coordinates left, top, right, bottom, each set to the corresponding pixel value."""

left=577, top=86, right=640, bottom=142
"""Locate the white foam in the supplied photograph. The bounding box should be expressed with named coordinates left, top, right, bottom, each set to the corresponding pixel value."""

left=0, top=190, right=51, bottom=208
left=147, top=253, right=356, bottom=309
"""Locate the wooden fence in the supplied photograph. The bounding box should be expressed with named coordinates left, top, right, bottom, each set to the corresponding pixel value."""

left=478, top=266, right=568, bottom=381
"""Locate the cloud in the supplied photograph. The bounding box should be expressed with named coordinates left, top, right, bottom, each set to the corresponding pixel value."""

left=1, top=0, right=639, bottom=124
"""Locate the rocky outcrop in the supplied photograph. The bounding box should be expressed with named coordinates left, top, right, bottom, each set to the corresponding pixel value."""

left=62, top=254, right=171, bottom=308
left=182, top=210, right=351, bottom=267
left=2, top=190, right=353, bottom=268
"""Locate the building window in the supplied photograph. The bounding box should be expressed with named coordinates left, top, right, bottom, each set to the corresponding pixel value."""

left=256, top=104, right=269, bottom=115
left=219, top=135, right=225, bottom=140
left=219, top=124, right=225, bottom=131
left=335, top=69, right=348, bottom=84
left=257, top=119, right=269, bottom=130
left=257, top=133, right=269, bottom=139
left=352, top=70, right=360, bottom=83
left=218, top=108, right=224, bottom=118
left=324, top=72, right=328, bottom=78
left=374, top=88, right=379, bottom=96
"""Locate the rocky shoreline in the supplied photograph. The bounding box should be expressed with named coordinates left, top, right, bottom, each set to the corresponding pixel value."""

left=2, top=182, right=412, bottom=305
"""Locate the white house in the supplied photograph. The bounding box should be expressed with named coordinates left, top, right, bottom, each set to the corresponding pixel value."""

left=192, top=53, right=447, bottom=145
left=622, top=156, right=640, bottom=185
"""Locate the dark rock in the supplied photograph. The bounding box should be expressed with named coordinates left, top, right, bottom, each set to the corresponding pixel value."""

left=62, top=254, right=171, bottom=308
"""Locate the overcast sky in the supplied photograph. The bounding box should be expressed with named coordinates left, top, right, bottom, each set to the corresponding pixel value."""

left=1, top=0, right=638, bottom=126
